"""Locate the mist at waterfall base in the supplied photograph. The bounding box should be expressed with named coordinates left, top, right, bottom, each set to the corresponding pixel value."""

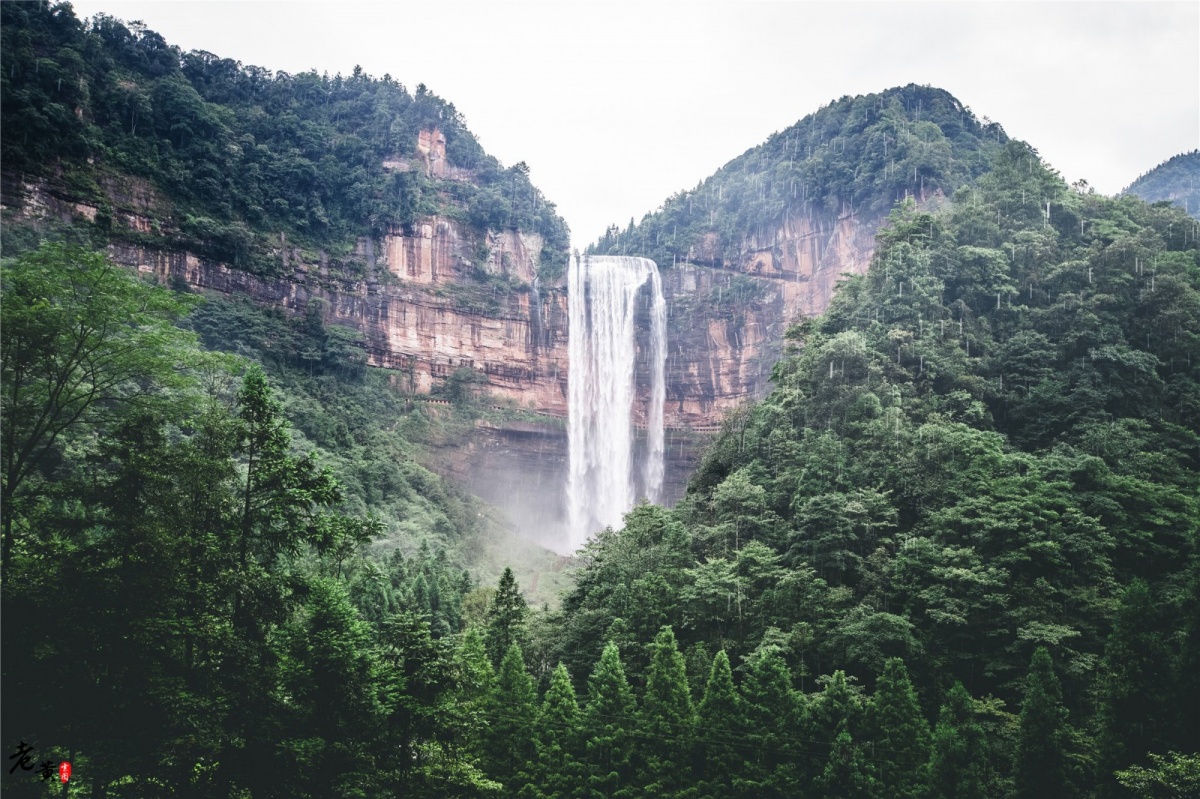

left=459, top=255, right=669, bottom=558
left=567, top=255, right=667, bottom=552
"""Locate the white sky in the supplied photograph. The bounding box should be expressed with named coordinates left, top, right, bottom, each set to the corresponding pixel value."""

left=71, top=1, right=1200, bottom=247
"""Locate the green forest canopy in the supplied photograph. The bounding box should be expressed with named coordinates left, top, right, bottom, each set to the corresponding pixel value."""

left=1, top=1, right=569, bottom=276
left=4, top=142, right=1196, bottom=799
left=2, top=3, right=1199, bottom=798
left=589, top=84, right=1008, bottom=269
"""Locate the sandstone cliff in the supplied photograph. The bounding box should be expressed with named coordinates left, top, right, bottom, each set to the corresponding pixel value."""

left=8, top=168, right=880, bottom=431
left=655, top=205, right=882, bottom=426
left=3, top=165, right=574, bottom=417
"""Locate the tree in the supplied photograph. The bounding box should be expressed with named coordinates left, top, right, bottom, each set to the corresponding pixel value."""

left=815, top=725, right=878, bottom=799
left=454, top=628, right=496, bottom=761
left=929, top=682, right=988, bottom=799
left=871, top=658, right=931, bottom=799
left=1097, top=580, right=1177, bottom=792
left=486, top=567, right=528, bottom=665
left=0, top=242, right=199, bottom=579
left=580, top=642, right=637, bottom=799
left=1014, top=647, right=1071, bottom=799
left=231, top=365, right=340, bottom=629
left=637, top=626, right=697, bottom=799
left=520, top=663, right=582, bottom=799
left=740, top=646, right=803, bottom=798
left=696, top=650, right=745, bottom=798
left=1115, top=752, right=1200, bottom=799
left=277, top=578, right=386, bottom=798
left=485, top=642, right=537, bottom=789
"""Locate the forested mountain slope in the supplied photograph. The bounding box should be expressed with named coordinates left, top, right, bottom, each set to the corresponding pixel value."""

left=1, top=8, right=562, bottom=795
left=590, top=84, right=1005, bottom=268
left=1, top=1, right=567, bottom=267
left=548, top=140, right=1200, bottom=798
left=1124, top=150, right=1200, bottom=220
left=0, top=1, right=577, bottom=567
left=587, top=84, right=1012, bottom=424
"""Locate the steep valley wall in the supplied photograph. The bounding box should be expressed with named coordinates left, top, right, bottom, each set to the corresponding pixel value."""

left=3, top=170, right=883, bottom=548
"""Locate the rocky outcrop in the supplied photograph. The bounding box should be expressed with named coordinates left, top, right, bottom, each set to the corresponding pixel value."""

left=3, top=169, right=879, bottom=429
left=3, top=168, right=572, bottom=414
left=382, top=217, right=544, bottom=285
left=655, top=206, right=881, bottom=425
left=108, top=238, right=572, bottom=412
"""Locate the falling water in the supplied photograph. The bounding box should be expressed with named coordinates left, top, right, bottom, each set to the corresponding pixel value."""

left=567, top=255, right=667, bottom=549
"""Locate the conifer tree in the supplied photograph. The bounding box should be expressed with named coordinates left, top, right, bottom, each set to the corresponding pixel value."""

left=1013, top=647, right=1071, bottom=799
left=486, top=567, right=529, bottom=665
left=581, top=642, right=637, bottom=799
left=638, top=626, right=697, bottom=799
left=815, top=724, right=879, bottom=799
left=804, top=670, right=865, bottom=786
left=929, top=682, right=988, bottom=799
left=740, top=648, right=803, bottom=798
left=455, top=628, right=496, bottom=760
left=485, top=642, right=537, bottom=790
left=696, top=650, right=745, bottom=798
left=810, top=670, right=864, bottom=738
left=870, top=658, right=931, bottom=799
left=520, top=663, right=583, bottom=799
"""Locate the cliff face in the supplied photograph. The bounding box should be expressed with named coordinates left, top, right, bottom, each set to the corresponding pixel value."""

left=656, top=206, right=881, bottom=426
left=126, top=229, right=571, bottom=413
left=593, top=85, right=1010, bottom=425
left=5, top=169, right=879, bottom=432
left=4, top=171, right=573, bottom=416
left=3, top=138, right=891, bottom=558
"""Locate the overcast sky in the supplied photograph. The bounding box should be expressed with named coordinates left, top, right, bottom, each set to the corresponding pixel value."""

left=71, top=1, right=1200, bottom=247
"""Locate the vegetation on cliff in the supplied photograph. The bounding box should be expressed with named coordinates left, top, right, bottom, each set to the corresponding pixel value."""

left=548, top=140, right=1199, bottom=798
left=1123, top=150, right=1200, bottom=220
left=5, top=132, right=1197, bottom=797
left=588, top=84, right=1008, bottom=269
left=1, top=1, right=569, bottom=276
left=3, top=4, right=1199, bottom=798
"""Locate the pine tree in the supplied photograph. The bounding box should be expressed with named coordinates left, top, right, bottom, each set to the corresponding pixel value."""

left=486, top=567, right=529, bottom=665
left=1013, top=647, right=1071, bottom=799
left=871, top=658, right=931, bottom=799
left=805, top=670, right=865, bottom=786
left=581, top=642, right=637, bottom=799
left=929, top=682, right=988, bottom=799
left=455, top=628, right=496, bottom=761
left=485, top=642, right=537, bottom=790
left=637, top=626, right=697, bottom=799
left=696, top=650, right=745, bottom=798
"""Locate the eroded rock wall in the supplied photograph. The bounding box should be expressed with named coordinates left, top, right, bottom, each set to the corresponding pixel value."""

left=106, top=238, right=571, bottom=413
left=655, top=206, right=881, bottom=425
left=4, top=170, right=881, bottom=429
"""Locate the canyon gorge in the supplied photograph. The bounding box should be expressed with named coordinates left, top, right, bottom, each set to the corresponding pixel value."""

left=3, top=143, right=884, bottom=550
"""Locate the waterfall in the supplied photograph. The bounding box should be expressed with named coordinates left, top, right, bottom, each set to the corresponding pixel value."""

left=567, top=254, right=667, bottom=549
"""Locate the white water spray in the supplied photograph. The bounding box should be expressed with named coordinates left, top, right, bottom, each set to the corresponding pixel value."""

left=567, top=255, right=667, bottom=549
